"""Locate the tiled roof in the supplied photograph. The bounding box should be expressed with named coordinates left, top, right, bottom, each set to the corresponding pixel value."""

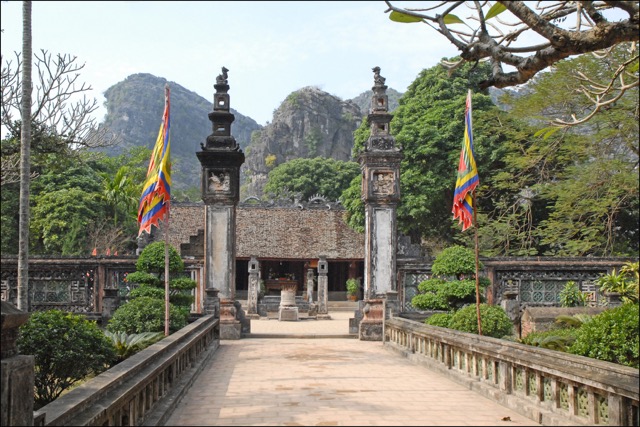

left=166, top=203, right=364, bottom=260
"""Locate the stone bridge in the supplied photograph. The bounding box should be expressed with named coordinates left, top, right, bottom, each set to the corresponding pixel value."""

left=4, top=306, right=637, bottom=426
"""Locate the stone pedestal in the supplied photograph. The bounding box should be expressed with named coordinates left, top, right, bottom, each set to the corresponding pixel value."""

left=204, top=288, right=220, bottom=317
left=359, top=298, right=384, bottom=341
left=246, top=257, right=260, bottom=319
left=501, top=291, right=521, bottom=338
left=101, top=288, right=120, bottom=324
left=317, top=256, right=331, bottom=320
left=220, top=298, right=242, bottom=340
left=279, top=283, right=298, bottom=321
left=1, top=301, right=34, bottom=426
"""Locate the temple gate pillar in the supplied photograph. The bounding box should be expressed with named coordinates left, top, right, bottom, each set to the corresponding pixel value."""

left=197, top=67, right=245, bottom=340
left=306, top=267, right=315, bottom=303
left=358, top=67, right=403, bottom=341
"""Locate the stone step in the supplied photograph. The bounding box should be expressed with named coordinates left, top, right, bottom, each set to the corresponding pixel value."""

left=238, top=299, right=359, bottom=312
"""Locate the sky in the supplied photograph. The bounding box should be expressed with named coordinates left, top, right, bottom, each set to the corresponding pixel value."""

left=1, top=1, right=465, bottom=127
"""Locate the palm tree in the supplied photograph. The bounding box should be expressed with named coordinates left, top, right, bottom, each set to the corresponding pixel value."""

left=17, top=1, right=32, bottom=311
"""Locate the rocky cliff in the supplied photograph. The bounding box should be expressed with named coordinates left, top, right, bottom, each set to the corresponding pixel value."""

left=242, top=86, right=363, bottom=197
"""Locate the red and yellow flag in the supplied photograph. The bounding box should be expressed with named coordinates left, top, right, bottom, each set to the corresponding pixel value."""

left=138, top=85, right=171, bottom=236
left=452, top=90, right=479, bottom=231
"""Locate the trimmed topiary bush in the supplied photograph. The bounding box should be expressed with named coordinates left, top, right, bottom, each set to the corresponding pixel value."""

left=448, top=304, right=513, bottom=338
left=430, top=245, right=483, bottom=279
left=425, top=312, right=453, bottom=328
left=568, top=303, right=639, bottom=368
left=107, top=296, right=188, bottom=334
left=17, top=309, right=116, bottom=408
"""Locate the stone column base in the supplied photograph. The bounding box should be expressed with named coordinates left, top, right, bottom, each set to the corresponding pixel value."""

left=359, top=323, right=383, bottom=341
left=220, top=322, right=242, bottom=340
left=245, top=313, right=260, bottom=320
left=317, top=314, right=332, bottom=320
left=358, top=298, right=384, bottom=341
left=279, top=306, right=299, bottom=321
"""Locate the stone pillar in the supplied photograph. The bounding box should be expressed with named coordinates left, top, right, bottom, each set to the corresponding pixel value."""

left=279, top=283, right=299, bottom=321
left=197, top=67, right=245, bottom=340
left=317, top=256, right=331, bottom=319
left=357, top=67, right=403, bottom=340
left=306, top=268, right=315, bottom=303
left=1, top=301, right=34, bottom=426
left=246, top=257, right=260, bottom=319
left=358, top=298, right=384, bottom=341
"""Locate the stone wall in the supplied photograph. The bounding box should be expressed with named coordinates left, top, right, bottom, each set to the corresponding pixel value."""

left=520, top=306, right=608, bottom=337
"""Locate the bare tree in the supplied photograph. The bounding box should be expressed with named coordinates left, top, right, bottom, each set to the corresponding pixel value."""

left=17, top=0, right=32, bottom=311
left=1, top=49, right=119, bottom=185
left=384, top=1, right=639, bottom=127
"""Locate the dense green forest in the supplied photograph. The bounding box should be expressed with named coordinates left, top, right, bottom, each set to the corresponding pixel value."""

left=1, top=48, right=637, bottom=257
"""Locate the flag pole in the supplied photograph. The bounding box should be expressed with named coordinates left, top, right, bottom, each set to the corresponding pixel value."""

left=473, top=188, right=482, bottom=336
left=164, top=84, right=171, bottom=337
left=164, top=212, right=170, bottom=336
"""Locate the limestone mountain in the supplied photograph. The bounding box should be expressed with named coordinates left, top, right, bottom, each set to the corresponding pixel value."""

left=98, top=73, right=262, bottom=191
left=242, top=86, right=363, bottom=198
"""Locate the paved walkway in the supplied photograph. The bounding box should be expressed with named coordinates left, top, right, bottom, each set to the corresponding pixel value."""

left=165, top=312, right=540, bottom=426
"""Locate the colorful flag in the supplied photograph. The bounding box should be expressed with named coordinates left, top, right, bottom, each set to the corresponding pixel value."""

left=452, top=90, right=479, bottom=231
left=138, top=85, right=171, bottom=236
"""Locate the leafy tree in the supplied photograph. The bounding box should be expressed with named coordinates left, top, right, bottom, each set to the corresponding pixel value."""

left=384, top=1, right=639, bottom=127
left=29, top=162, right=108, bottom=255
left=264, top=157, right=360, bottom=201
left=497, top=47, right=639, bottom=256
left=17, top=309, right=116, bottom=408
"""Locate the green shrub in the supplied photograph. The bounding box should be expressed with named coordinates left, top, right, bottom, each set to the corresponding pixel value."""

left=559, top=281, right=587, bottom=307
left=346, top=278, right=359, bottom=296
left=448, top=304, right=513, bottom=338
left=568, top=303, right=639, bottom=368
left=107, top=296, right=188, bottom=334
left=425, top=312, right=453, bottom=328
left=17, top=309, right=116, bottom=408
left=135, top=241, right=184, bottom=274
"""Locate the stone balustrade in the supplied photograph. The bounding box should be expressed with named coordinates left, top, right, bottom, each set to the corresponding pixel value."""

left=33, top=315, right=219, bottom=426
left=384, top=316, right=639, bottom=426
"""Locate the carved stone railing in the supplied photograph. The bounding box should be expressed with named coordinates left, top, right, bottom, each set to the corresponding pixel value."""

left=384, top=317, right=639, bottom=426
left=33, top=315, right=219, bottom=426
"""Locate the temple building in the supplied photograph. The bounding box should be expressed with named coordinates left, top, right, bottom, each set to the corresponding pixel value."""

left=162, top=197, right=365, bottom=301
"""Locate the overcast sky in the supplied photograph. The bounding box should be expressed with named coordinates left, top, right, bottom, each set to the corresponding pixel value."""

left=1, top=1, right=467, bottom=126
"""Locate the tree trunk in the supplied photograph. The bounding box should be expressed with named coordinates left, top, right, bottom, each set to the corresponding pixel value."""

left=17, top=0, right=32, bottom=311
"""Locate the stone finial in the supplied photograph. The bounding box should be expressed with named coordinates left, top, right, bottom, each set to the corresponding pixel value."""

left=372, top=66, right=386, bottom=87
left=216, top=66, right=229, bottom=85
